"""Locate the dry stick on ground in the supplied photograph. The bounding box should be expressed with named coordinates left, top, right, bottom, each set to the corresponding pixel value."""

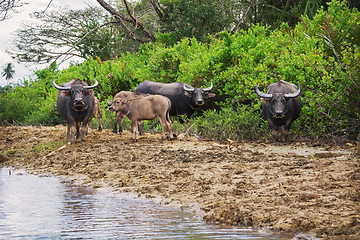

left=178, top=123, right=196, bottom=140
left=279, top=182, right=296, bottom=204
left=42, top=144, right=68, bottom=159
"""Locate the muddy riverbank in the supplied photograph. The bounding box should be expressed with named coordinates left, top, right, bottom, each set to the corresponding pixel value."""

left=0, top=125, right=359, bottom=239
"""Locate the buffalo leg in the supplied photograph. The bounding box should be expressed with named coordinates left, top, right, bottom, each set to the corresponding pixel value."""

left=80, top=120, right=90, bottom=142
left=113, top=112, right=120, bottom=133
left=159, top=114, right=173, bottom=140
left=112, top=123, right=119, bottom=133
left=283, top=118, right=293, bottom=144
left=97, top=113, right=103, bottom=131
left=76, top=122, right=81, bottom=139
left=114, top=112, right=124, bottom=134
left=138, top=121, right=145, bottom=136
left=268, top=120, right=279, bottom=144
left=118, top=113, right=126, bottom=133
left=166, top=110, right=173, bottom=139
left=283, top=126, right=290, bottom=144
left=165, top=119, right=174, bottom=139
left=131, top=120, right=138, bottom=141
left=67, top=123, right=76, bottom=143
left=158, top=117, right=167, bottom=140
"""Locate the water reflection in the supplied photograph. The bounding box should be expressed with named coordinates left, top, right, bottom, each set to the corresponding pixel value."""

left=0, top=168, right=292, bottom=239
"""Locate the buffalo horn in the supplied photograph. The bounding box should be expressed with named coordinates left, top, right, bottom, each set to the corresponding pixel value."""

left=183, top=83, right=195, bottom=92
left=202, top=82, right=213, bottom=92
left=53, top=79, right=71, bottom=90
left=255, top=84, right=272, bottom=99
left=284, top=85, right=301, bottom=98
left=83, top=79, right=99, bottom=89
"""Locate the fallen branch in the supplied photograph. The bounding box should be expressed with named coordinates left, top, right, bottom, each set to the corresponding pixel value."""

left=43, top=144, right=68, bottom=159
left=279, top=182, right=296, bottom=204
left=178, top=123, right=196, bottom=140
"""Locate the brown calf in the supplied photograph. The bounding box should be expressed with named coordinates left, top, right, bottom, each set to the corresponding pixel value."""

left=108, top=91, right=148, bottom=134
left=108, top=95, right=173, bottom=141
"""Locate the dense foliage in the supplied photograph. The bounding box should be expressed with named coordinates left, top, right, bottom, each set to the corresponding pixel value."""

left=1, top=0, right=359, bottom=142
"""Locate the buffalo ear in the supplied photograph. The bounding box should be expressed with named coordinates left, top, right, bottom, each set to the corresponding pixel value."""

left=260, top=98, right=267, bottom=104
left=85, top=90, right=94, bottom=95
left=60, top=91, right=70, bottom=97
left=122, top=99, right=128, bottom=105
left=184, top=91, right=193, bottom=97
left=206, top=93, right=216, bottom=98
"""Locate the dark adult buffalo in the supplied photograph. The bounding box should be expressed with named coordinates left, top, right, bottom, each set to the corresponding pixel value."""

left=256, top=80, right=302, bottom=144
left=108, top=95, right=173, bottom=141
left=108, top=91, right=148, bottom=134
left=134, top=80, right=216, bottom=120
left=53, top=78, right=98, bottom=143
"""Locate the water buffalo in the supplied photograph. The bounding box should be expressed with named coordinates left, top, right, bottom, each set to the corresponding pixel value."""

left=53, top=78, right=98, bottom=143
left=108, top=95, right=173, bottom=141
left=134, top=80, right=216, bottom=121
left=108, top=91, right=148, bottom=134
left=256, top=80, right=302, bottom=144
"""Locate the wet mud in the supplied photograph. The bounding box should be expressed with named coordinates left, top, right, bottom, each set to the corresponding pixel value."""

left=0, top=125, right=359, bottom=239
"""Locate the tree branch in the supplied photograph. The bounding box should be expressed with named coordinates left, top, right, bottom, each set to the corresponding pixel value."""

left=96, top=0, right=147, bottom=43
left=0, top=0, right=23, bottom=21
left=56, top=20, right=119, bottom=65
left=231, top=0, right=255, bottom=33
left=150, top=0, right=167, bottom=22
left=123, top=0, right=156, bottom=42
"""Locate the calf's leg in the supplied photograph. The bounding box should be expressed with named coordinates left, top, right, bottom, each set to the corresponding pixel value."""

left=131, top=120, right=138, bottom=141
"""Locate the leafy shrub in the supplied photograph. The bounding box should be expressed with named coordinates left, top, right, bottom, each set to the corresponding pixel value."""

left=196, top=105, right=267, bottom=141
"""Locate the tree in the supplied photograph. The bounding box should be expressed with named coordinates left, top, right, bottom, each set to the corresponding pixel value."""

left=159, top=0, right=237, bottom=44
left=243, top=0, right=359, bottom=29
left=8, top=5, right=138, bottom=64
left=2, top=62, right=15, bottom=85
left=96, top=0, right=240, bottom=45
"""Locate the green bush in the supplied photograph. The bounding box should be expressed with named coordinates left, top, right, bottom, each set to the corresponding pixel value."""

left=196, top=105, right=267, bottom=141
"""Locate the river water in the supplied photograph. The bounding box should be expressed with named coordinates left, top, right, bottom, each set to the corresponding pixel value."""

left=0, top=168, right=293, bottom=239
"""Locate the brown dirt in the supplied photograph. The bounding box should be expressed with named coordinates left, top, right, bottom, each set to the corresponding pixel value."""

left=0, top=125, right=359, bottom=239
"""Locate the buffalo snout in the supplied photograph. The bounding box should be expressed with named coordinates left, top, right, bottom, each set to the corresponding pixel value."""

left=274, top=111, right=285, bottom=118
left=196, top=100, right=204, bottom=105
left=74, top=98, right=84, bottom=106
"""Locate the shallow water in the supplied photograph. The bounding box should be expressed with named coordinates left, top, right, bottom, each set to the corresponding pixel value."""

left=0, top=168, right=293, bottom=239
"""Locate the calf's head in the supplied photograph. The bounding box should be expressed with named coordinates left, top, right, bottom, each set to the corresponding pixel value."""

left=108, top=98, right=128, bottom=112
